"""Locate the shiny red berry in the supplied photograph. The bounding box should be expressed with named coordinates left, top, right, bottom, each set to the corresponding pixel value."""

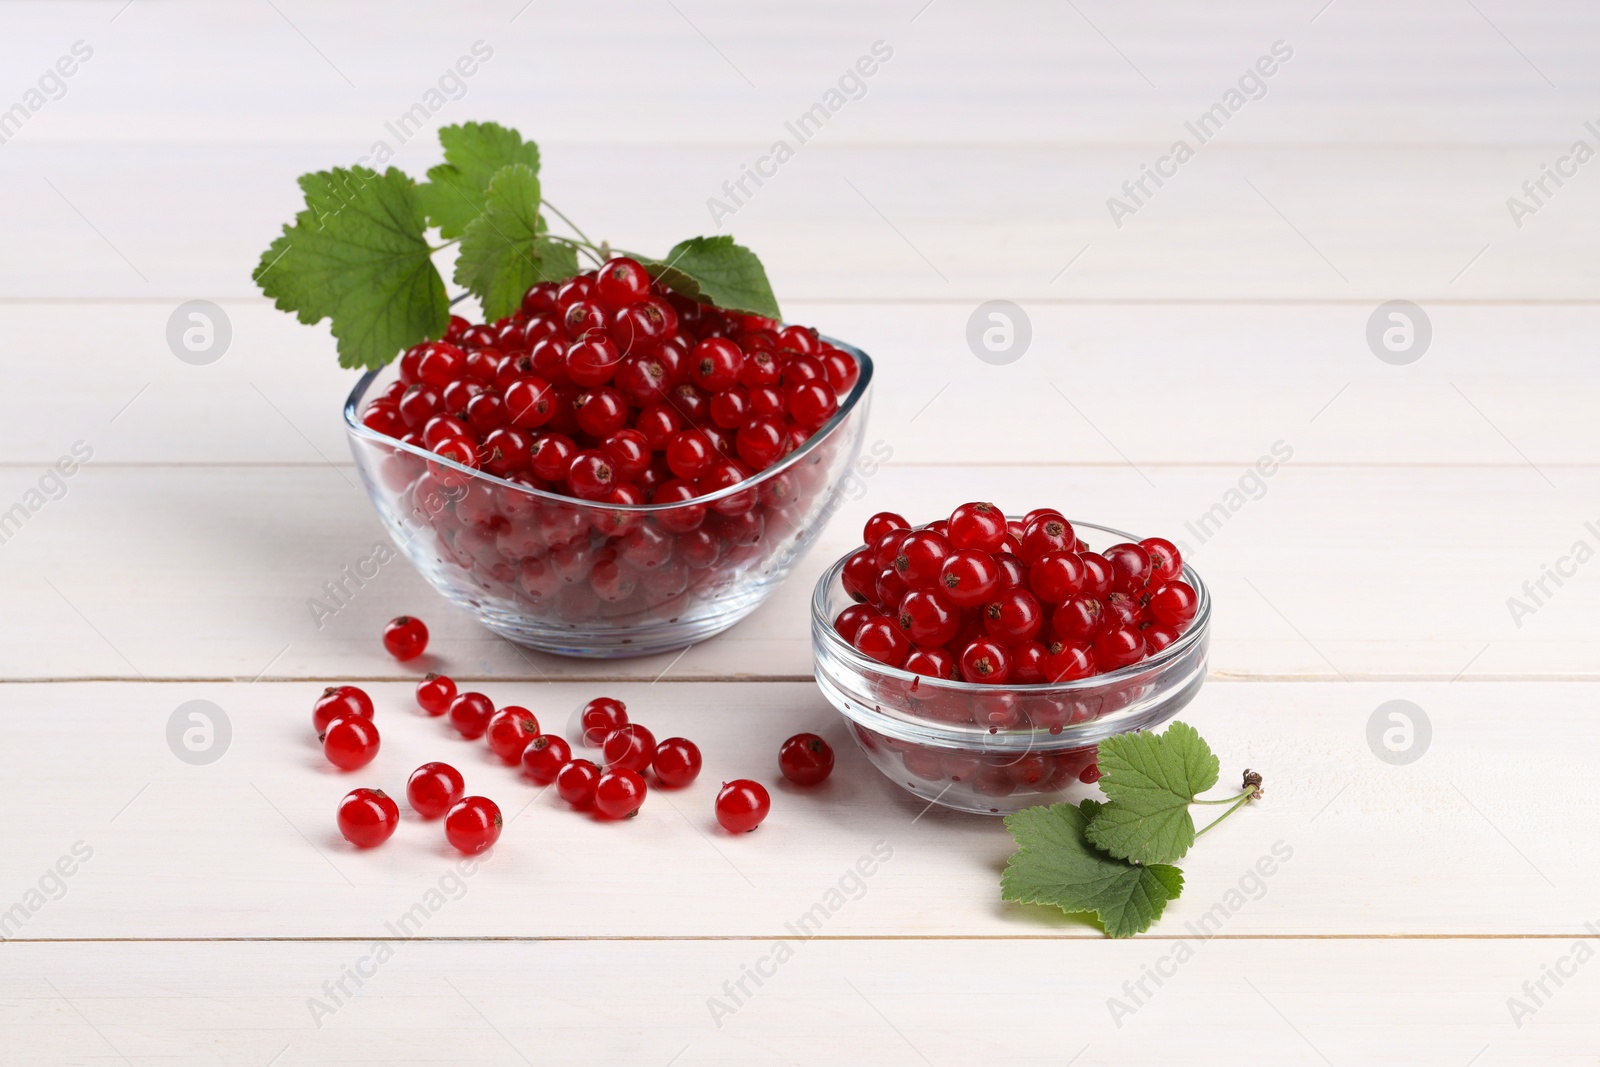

left=337, top=788, right=399, bottom=848
left=580, top=697, right=628, bottom=746
left=321, top=716, right=380, bottom=770
left=1148, top=580, right=1199, bottom=627
left=556, top=758, right=602, bottom=807
left=407, top=761, right=466, bottom=819
left=444, top=796, right=502, bottom=855
left=486, top=707, right=540, bottom=762
left=415, top=673, right=456, bottom=717
left=948, top=502, right=1008, bottom=553
left=521, top=734, right=572, bottom=784
left=652, top=737, right=703, bottom=788
left=447, top=692, right=496, bottom=740
left=939, top=550, right=1002, bottom=608
left=594, top=768, right=648, bottom=819
left=778, top=734, right=834, bottom=785
left=852, top=615, right=910, bottom=667
left=596, top=256, right=652, bottom=308
left=1141, top=537, right=1183, bottom=584
left=602, top=723, right=657, bottom=773
left=314, top=685, right=373, bottom=733
left=959, top=637, right=1012, bottom=684
left=1093, top=626, right=1147, bottom=670
left=382, top=616, right=429, bottom=660
left=715, top=779, right=771, bottom=833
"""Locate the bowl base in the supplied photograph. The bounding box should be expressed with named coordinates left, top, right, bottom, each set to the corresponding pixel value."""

left=471, top=593, right=767, bottom=659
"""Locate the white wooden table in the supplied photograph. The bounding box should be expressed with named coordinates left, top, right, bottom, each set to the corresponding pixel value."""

left=4, top=1, right=1599, bottom=1062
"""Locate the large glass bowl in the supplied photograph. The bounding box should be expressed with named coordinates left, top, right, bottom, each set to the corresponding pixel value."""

left=345, top=340, right=874, bottom=658
left=810, top=520, right=1210, bottom=815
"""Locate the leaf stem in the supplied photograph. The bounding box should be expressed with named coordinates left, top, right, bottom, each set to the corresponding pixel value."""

left=543, top=234, right=606, bottom=267
left=430, top=238, right=461, bottom=252
left=1194, top=789, right=1256, bottom=838
left=542, top=200, right=596, bottom=247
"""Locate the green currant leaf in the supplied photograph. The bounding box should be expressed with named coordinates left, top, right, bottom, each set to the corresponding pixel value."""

left=452, top=163, right=579, bottom=321
left=642, top=235, right=781, bottom=320
left=417, top=121, right=542, bottom=239
left=1085, top=720, right=1221, bottom=866
left=1001, top=800, right=1184, bottom=939
left=254, top=165, right=447, bottom=371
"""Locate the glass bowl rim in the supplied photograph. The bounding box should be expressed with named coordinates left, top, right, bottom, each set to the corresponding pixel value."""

left=810, top=517, right=1211, bottom=696
left=343, top=333, right=874, bottom=513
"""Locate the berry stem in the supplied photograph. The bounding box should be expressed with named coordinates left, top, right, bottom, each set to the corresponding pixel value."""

left=541, top=200, right=596, bottom=247
left=1193, top=788, right=1257, bottom=837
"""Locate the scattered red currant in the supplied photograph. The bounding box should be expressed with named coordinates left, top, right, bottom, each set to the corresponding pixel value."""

left=313, top=685, right=373, bottom=733
left=715, top=779, right=771, bottom=833
left=415, top=673, right=457, bottom=717
left=556, top=759, right=602, bottom=807
left=520, top=734, right=572, bottom=785
left=447, top=692, right=495, bottom=740
left=486, top=707, right=540, bottom=762
left=651, top=737, right=702, bottom=788
left=407, top=761, right=465, bottom=819
left=382, top=615, right=429, bottom=661
left=321, top=716, right=380, bottom=771
left=444, top=796, right=502, bottom=855
left=778, top=734, right=834, bottom=786
left=580, top=697, right=628, bottom=746
left=602, top=723, right=657, bottom=773
left=594, top=768, right=648, bottom=819
left=337, top=788, right=399, bottom=848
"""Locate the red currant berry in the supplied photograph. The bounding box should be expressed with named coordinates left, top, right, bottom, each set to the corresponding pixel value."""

left=1052, top=594, right=1106, bottom=642
left=611, top=297, right=678, bottom=355
left=982, top=587, right=1045, bottom=645
left=735, top=416, right=789, bottom=471
left=820, top=347, right=859, bottom=393
left=529, top=433, right=578, bottom=483
left=852, top=615, right=911, bottom=667
left=596, top=256, right=652, bottom=309
left=1019, top=516, right=1076, bottom=562
left=556, top=758, right=602, bottom=807
left=895, top=588, right=961, bottom=646
left=313, top=685, right=373, bottom=733
left=1023, top=507, right=1064, bottom=527
left=1105, top=590, right=1141, bottom=629
left=892, top=530, right=951, bottom=588
left=1042, top=640, right=1095, bottom=682
left=948, top=502, right=1008, bottom=553
left=1093, top=626, right=1147, bottom=670
left=738, top=348, right=780, bottom=387
left=652, top=737, right=703, bottom=788
left=690, top=338, right=744, bottom=392
left=361, top=401, right=405, bottom=438
left=407, top=761, right=466, bottom=819
left=337, top=788, right=399, bottom=848
left=778, top=734, right=834, bottom=786
left=432, top=434, right=480, bottom=471
left=504, top=376, right=557, bottom=429
left=785, top=380, right=837, bottom=429
left=594, top=768, right=648, bottom=818
left=1143, top=625, right=1181, bottom=654
left=580, top=697, right=628, bottom=746
left=444, top=796, right=502, bottom=855
left=321, top=716, right=380, bottom=770
left=567, top=450, right=617, bottom=500
left=602, top=723, right=657, bottom=773
left=904, top=645, right=959, bottom=679
left=833, top=603, right=877, bottom=643
left=863, top=511, right=910, bottom=545
left=1080, top=552, right=1114, bottom=597
left=1028, top=551, right=1086, bottom=604
left=382, top=615, right=428, bottom=660
left=414, top=673, right=457, bottom=717
left=447, top=691, right=496, bottom=740
left=521, top=734, right=572, bottom=784
left=715, top=779, right=771, bottom=833
left=416, top=342, right=466, bottom=388
left=665, top=430, right=716, bottom=480
left=939, top=550, right=1002, bottom=608
left=871, top=528, right=912, bottom=569
left=958, top=637, right=1013, bottom=684
left=1012, top=640, right=1049, bottom=683
left=875, top=565, right=911, bottom=608
left=1148, top=580, right=1199, bottom=627
left=842, top=549, right=880, bottom=604
left=1103, top=543, right=1153, bottom=591
left=1140, top=537, right=1183, bottom=583
left=486, top=707, right=540, bottom=762
left=563, top=298, right=608, bottom=340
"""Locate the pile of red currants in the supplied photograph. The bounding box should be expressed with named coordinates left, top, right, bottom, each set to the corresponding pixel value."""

left=835, top=503, right=1200, bottom=684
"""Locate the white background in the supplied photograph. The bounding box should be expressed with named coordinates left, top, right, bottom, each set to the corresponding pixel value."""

left=2, top=0, right=1598, bottom=1063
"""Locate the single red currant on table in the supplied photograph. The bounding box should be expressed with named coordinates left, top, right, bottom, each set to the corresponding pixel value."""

left=602, top=723, right=657, bottom=773
left=486, top=707, right=540, bottom=762
left=651, top=737, right=703, bottom=788
left=579, top=697, right=628, bottom=746
left=715, top=780, right=771, bottom=833
left=313, top=685, right=373, bottom=733
left=556, top=759, right=602, bottom=807
left=321, top=716, right=380, bottom=771
left=520, top=734, right=572, bottom=785
left=382, top=616, right=429, bottom=661
left=594, top=768, right=648, bottom=819
left=415, top=673, right=456, bottom=717
left=779, top=734, right=834, bottom=786
left=444, top=796, right=502, bottom=855
left=407, top=761, right=465, bottom=819
left=447, top=692, right=496, bottom=740
left=337, top=788, right=399, bottom=848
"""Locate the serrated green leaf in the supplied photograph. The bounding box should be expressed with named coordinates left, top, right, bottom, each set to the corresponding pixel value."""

left=643, top=235, right=781, bottom=320
left=254, top=166, right=447, bottom=371
left=1001, top=800, right=1184, bottom=939
left=417, top=121, right=542, bottom=239
left=1085, top=720, right=1220, bottom=866
left=452, top=163, right=580, bottom=320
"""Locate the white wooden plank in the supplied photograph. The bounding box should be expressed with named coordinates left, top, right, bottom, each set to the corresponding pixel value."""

left=5, top=140, right=1600, bottom=301
left=0, top=680, right=1594, bottom=939
left=5, top=301, right=1600, bottom=468
left=1, top=938, right=1595, bottom=1065
left=0, top=464, right=1593, bottom=681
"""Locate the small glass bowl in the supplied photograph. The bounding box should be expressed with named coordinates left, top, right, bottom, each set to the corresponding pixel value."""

left=345, top=340, right=874, bottom=658
left=810, top=520, right=1210, bottom=815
